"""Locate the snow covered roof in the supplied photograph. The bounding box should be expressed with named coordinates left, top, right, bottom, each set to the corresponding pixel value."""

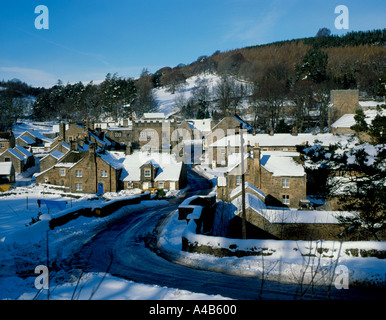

left=359, top=101, right=383, bottom=108
left=230, top=182, right=266, bottom=200
left=232, top=193, right=267, bottom=213
left=219, top=151, right=304, bottom=177
left=14, top=145, right=33, bottom=158
left=260, top=209, right=354, bottom=224
left=260, top=151, right=305, bottom=177
left=232, top=192, right=354, bottom=224
left=154, top=162, right=183, bottom=182
left=98, top=151, right=125, bottom=170
left=331, top=109, right=386, bottom=128
left=0, top=162, right=13, bottom=175
left=17, top=135, right=36, bottom=145
left=189, top=119, right=212, bottom=133
left=210, top=133, right=348, bottom=148
left=17, top=130, right=53, bottom=143
left=143, top=112, right=166, bottom=119
left=51, top=150, right=65, bottom=160
left=119, top=151, right=181, bottom=182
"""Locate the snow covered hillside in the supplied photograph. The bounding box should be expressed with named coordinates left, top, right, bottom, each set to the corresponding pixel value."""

left=153, top=73, right=250, bottom=118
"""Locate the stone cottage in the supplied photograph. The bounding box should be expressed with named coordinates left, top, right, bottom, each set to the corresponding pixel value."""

left=35, top=142, right=122, bottom=194
left=119, top=151, right=187, bottom=192
left=0, top=145, right=35, bottom=173
left=217, top=143, right=307, bottom=208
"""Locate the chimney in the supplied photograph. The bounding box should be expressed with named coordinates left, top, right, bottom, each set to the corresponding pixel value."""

left=82, top=119, right=87, bottom=131
left=123, top=119, right=129, bottom=127
left=312, top=128, right=316, bottom=135
left=59, top=121, right=66, bottom=141
left=269, top=127, right=274, bottom=136
left=125, top=142, right=132, bottom=155
left=88, top=142, right=96, bottom=163
left=58, top=138, right=63, bottom=152
left=247, top=140, right=252, bottom=156
left=70, top=140, right=78, bottom=151
left=89, top=141, right=96, bottom=153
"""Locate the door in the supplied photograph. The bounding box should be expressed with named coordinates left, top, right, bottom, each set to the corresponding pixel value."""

left=169, top=182, right=176, bottom=191
left=98, top=183, right=104, bottom=195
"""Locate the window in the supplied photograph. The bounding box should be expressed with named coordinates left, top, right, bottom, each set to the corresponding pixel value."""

left=4, top=157, right=11, bottom=162
left=60, top=168, right=66, bottom=177
left=75, top=170, right=82, bottom=178
left=114, top=132, right=122, bottom=138
left=139, top=131, right=147, bottom=139
left=75, top=183, right=83, bottom=191
left=127, top=182, right=133, bottom=189
left=101, top=170, right=108, bottom=178
left=236, top=175, right=242, bottom=186
left=0, top=143, right=4, bottom=149
left=282, top=178, right=290, bottom=188
left=144, top=169, right=151, bottom=178
left=220, top=148, right=226, bottom=154
left=158, top=182, right=164, bottom=189
left=282, top=195, right=290, bottom=205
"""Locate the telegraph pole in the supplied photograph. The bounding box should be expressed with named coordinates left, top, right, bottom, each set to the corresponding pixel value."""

left=240, top=123, right=247, bottom=239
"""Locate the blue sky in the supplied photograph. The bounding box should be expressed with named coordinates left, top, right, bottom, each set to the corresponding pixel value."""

left=1, top=0, right=385, bottom=87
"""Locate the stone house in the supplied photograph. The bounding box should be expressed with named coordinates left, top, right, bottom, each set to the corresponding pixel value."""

left=36, top=142, right=122, bottom=194
left=39, top=150, right=67, bottom=172
left=120, top=152, right=187, bottom=192
left=132, top=118, right=179, bottom=152
left=0, top=145, right=35, bottom=173
left=217, top=143, right=307, bottom=208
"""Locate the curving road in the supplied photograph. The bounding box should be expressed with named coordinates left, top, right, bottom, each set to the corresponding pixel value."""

left=69, top=168, right=385, bottom=300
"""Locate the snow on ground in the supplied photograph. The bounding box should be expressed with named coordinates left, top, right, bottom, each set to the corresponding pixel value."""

left=158, top=210, right=386, bottom=288
left=0, top=183, right=229, bottom=300
left=18, top=272, right=228, bottom=300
